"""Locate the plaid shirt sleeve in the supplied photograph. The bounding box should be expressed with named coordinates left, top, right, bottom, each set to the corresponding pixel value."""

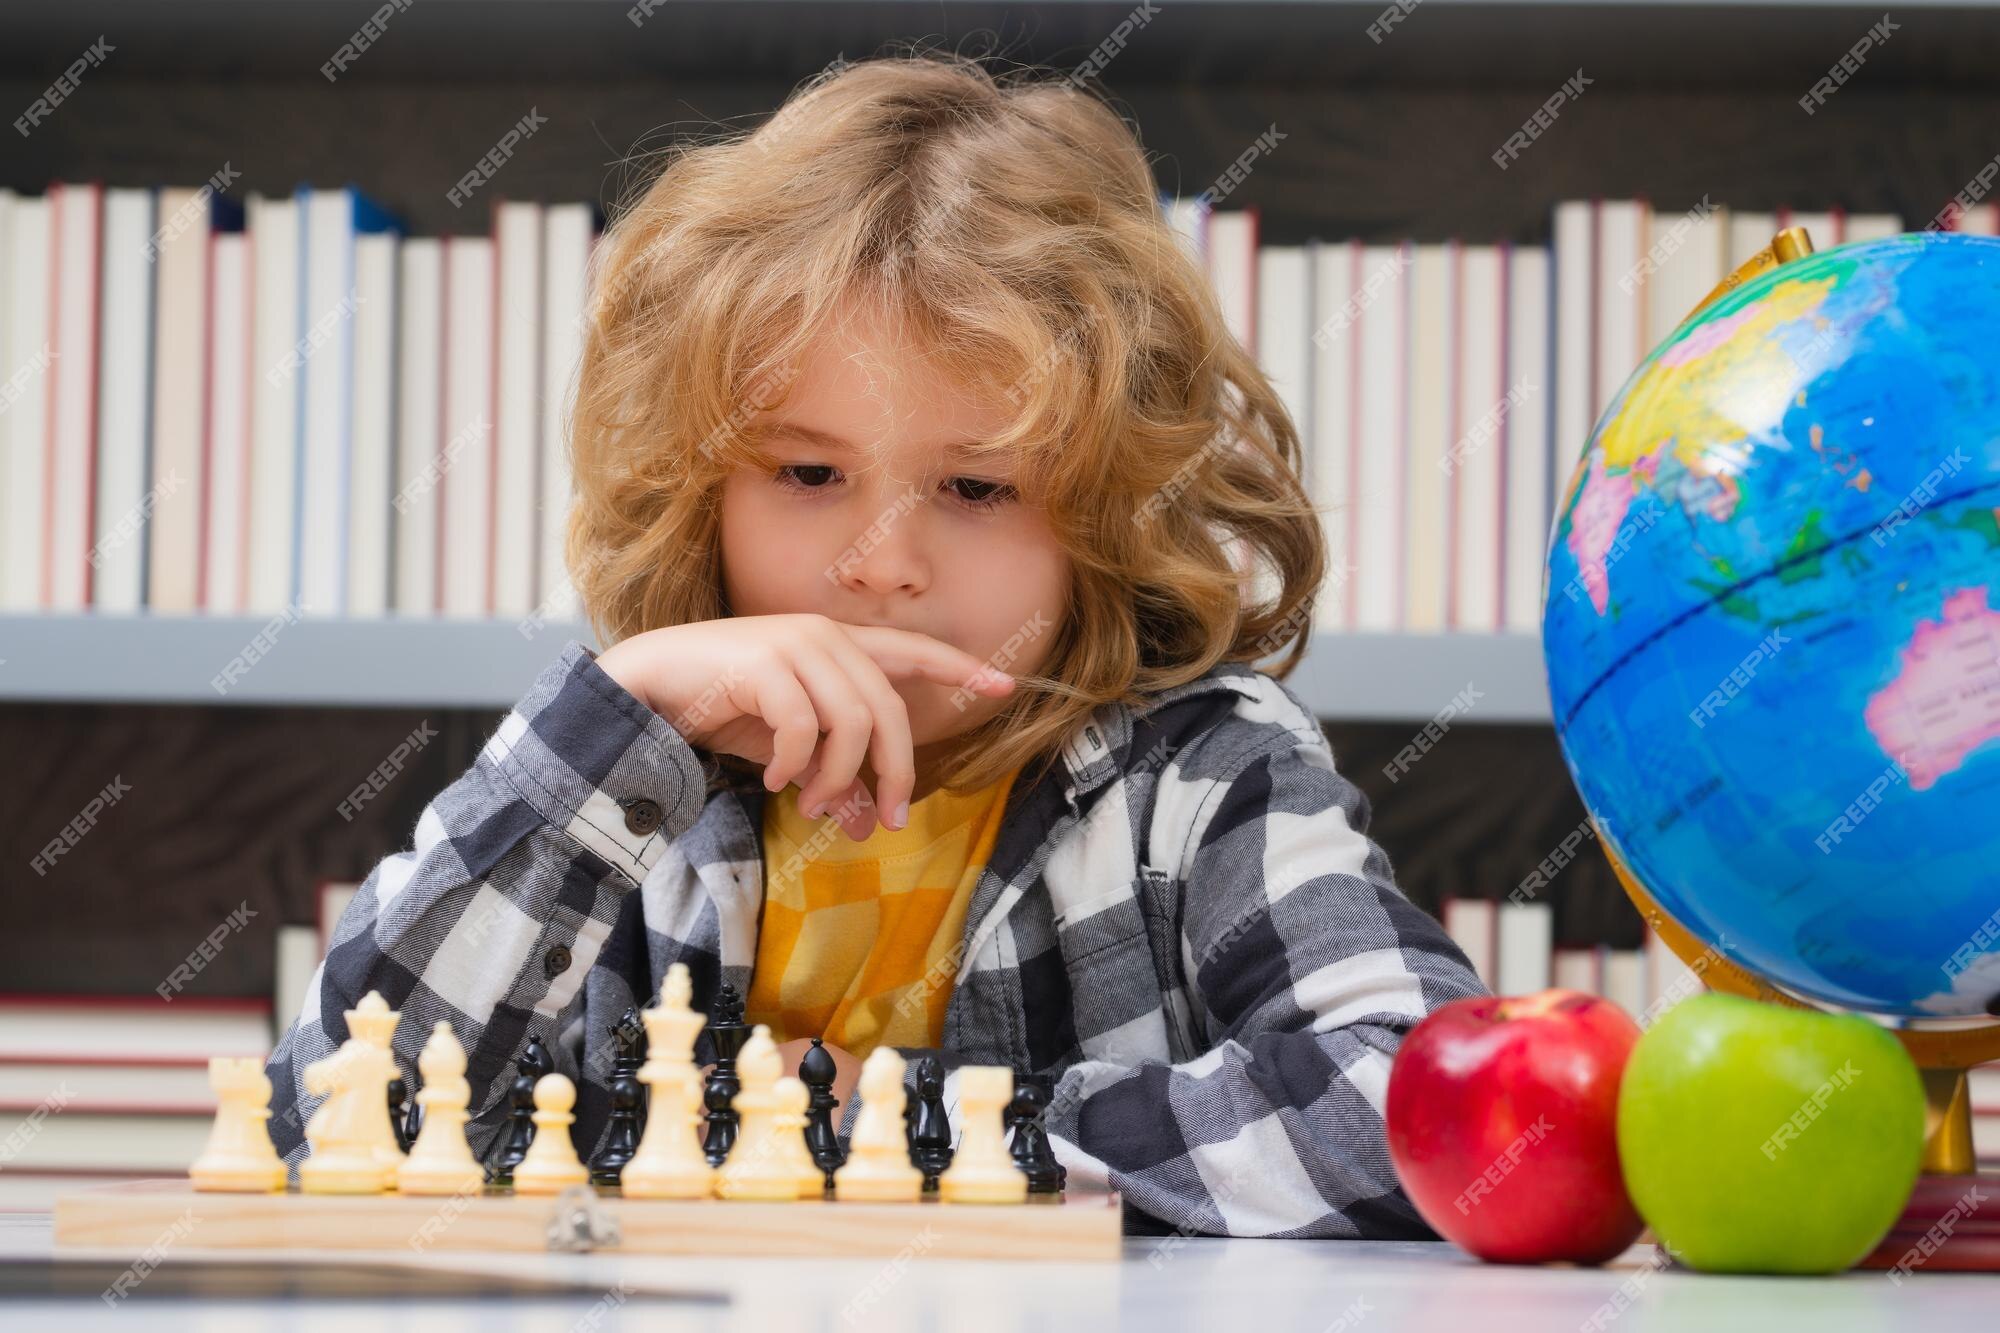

left=261, top=640, right=709, bottom=1177
left=1039, top=733, right=1490, bottom=1239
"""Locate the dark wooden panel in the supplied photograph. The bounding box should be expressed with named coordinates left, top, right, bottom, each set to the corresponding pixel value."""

left=1, top=700, right=495, bottom=998
left=2, top=76, right=1993, bottom=242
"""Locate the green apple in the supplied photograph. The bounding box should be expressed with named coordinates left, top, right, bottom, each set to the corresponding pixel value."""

left=1616, top=991, right=1926, bottom=1274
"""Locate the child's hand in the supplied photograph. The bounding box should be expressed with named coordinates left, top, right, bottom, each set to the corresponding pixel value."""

left=594, top=615, right=1013, bottom=840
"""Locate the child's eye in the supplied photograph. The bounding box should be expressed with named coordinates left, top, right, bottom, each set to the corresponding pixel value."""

left=773, top=464, right=840, bottom=493
left=945, top=477, right=1016, bottom=511
left=774, top=464, right=1015, bottom=512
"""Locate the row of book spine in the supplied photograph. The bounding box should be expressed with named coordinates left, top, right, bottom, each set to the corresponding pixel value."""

left=6, top=188, right=1989, bottom=626
left=0, top=183, right=596, bottom=621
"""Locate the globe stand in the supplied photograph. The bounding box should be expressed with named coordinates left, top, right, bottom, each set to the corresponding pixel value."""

left=1600, top=831, right=2000, bottom=1275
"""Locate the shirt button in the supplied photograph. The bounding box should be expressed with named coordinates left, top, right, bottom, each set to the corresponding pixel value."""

left=623, top=797, right=663, bottom=836
left=544, top=945, right=572, bottom=978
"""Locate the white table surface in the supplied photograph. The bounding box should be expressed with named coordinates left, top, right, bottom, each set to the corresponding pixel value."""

left=2, top=1211, right=1988, bottom=1331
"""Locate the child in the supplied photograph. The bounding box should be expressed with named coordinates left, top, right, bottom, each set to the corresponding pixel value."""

left=266, top=51, right=1486, bottom=1238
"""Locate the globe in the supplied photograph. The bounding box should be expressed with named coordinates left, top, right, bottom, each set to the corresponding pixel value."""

left=1543, top=231, right=2000, bottom=1023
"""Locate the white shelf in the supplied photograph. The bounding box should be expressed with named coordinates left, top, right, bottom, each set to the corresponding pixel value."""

left=1, top=615, right=1552, bottom=720
left=0, top=614, right=591, bottom=709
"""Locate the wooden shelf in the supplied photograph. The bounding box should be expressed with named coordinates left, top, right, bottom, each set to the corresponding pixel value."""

left=1, top=615, right=1550, bottom=719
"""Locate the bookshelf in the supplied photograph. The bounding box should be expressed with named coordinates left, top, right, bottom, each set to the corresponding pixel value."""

left=0, top=616, right=1554, bottom=717
left=7, top=0, right=1996, bottom=1010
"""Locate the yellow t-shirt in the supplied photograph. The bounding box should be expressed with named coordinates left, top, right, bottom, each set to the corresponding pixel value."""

left=745, top=765, right=1022, bottom=1058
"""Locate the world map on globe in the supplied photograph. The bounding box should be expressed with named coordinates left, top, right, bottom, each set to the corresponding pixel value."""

left=1543, top=232, right=2000, bottom=1020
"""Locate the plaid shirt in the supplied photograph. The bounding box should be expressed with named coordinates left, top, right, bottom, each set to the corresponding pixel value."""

left=266, top=639, right=1487, bottom=1237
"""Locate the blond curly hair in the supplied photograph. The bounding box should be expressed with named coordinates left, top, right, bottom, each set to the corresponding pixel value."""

left=567, top=48, right=1324, bottom=796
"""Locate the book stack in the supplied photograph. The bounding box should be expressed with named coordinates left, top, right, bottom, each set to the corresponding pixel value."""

left=1, top=187, right=1955, bottom=628
left=0, top=184, right=599, bottom=622
left=0, top=993, right=272, bottom=1211
left=1174, top=197, right=1919, bottom=634
left=1440, top=895, right=1692, bottom=1024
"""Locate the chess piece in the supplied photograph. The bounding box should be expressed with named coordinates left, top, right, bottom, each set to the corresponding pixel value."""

left=623, top=963, right=715, bottom=1199
left=189, top=1056, right=286, bottom=1192
left=715, top=1024, right=799, bottom=1200
left=387, top=1074, right=413, bottom=1153
left=485, top=1038, right=551, bottom=1185
left=1006, top=1073, right=1067, bottom=1194
left=300, top=990, right=403, bottom=1194
left=773, top=1075, right=825, bottom=1197
left=702, top=983, right=750, bottom=1167
left=589, top=1005, right=648, bottom=1185
left=939, top=1065, right=1028, bottom=1204
left=908, top=1055, right=954, bottom=1190
left=397, top=1022, right=486, bottom=1196
left=512, top=1072, right=591, bottom=1194
left=832, top=1048, right=923, bottom=1201
left=798, top=1037, right=845, bottom=1186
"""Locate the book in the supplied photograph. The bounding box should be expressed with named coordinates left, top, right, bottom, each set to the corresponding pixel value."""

left=0, top=994, right=271, bottom=1062
left=1502, top=243, right=1551, bottom=632
left=440, top=233, right=496, bottom=617
left=296, top=186, right=399, bottom=616
left=538, top=202, right=595, bottom=617
left=0, top=1108, right=212, bottom=1173
left=393, top=237, right=444, bottom=615
left=1442, top=897, right=1497, bottom=989
left=1602, top=948, right=1645, bottom=1019
left=2, top=192, right=51, bottom=611
left=203, top=230, right=253, bottom=613
left=151, top=187, right=237, bottom=612
left=1403, top=242, right=1452, bottom=632
left=1550, top=199, right=1594, bottom=516
left=1552, top=945, right=1601, bottom=996
left=1496, top=900, right=1554, bottom=994
left=1309, top=240, right=1356, bottom=629
left=246, top=192, right=301, bottom=614
left=1352, top=242, right=1409, bottom=632
left=94, top=186, right=157, bottom=614
left=0, top=1058, right=216, bottom=1114
left=494, top=200, right=544, bottom=619
left=1206, top=207, right=1259, bottom=356
left=346, top=231, right=398, bottom=617
left=47, top=181, right=103, bottom=611
left=1257, top=244, right=1313, bottom=499
left=1451, top=243, right=1504, bottom=631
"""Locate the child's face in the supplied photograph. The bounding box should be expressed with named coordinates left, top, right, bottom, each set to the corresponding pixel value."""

left=720, top=300, right=1071, bottom=752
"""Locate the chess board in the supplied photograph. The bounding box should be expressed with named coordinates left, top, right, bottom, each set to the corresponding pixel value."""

left=51, top=1177, right=1125, bottom=1262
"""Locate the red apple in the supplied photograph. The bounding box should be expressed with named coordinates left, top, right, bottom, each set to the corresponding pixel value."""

left=1386, top=988, right=1644, bottom=1265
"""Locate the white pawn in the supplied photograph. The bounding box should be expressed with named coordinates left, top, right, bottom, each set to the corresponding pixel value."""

left=832, top=1048, right=923, bottom=1202
left=773, top=1075, right=825, bottom=1197
left=512, top=1072, right=591, bottom=1195
left=715, top=1024, right=797, bottom=1200
left=190, top=1057, right=286, bottom=1192
left=939, top=1065, right=1027, bottom=1204
left=396, top=1022, right=485, bottom=1197
left=622, top=963, right=715, bottom=1199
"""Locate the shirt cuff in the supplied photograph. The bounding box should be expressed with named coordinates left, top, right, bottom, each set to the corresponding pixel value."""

left=487, top=638, right=710, bottom=883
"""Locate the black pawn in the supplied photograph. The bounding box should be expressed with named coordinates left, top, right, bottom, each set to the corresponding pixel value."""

left=387, top=1073, right=414, bottom=1153
left=908, top=1056, right=953, bottom=1191
left=482, top=1056, right=540, bottom=1184
left=702, top=982, right=750, bottom=1167
left=590, top=1005, right=648, bottom=1186
left=798, top=1037, right=845, bottom=1188
left=1006, top=1074, right=1066, bottom=1194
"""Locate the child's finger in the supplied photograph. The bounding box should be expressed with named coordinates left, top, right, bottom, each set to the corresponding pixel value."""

left=843, top=626, right=1016, bottom=695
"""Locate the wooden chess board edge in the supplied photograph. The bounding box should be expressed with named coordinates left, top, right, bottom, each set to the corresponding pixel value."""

left=51, top=1179, right=1124, bottom=1262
